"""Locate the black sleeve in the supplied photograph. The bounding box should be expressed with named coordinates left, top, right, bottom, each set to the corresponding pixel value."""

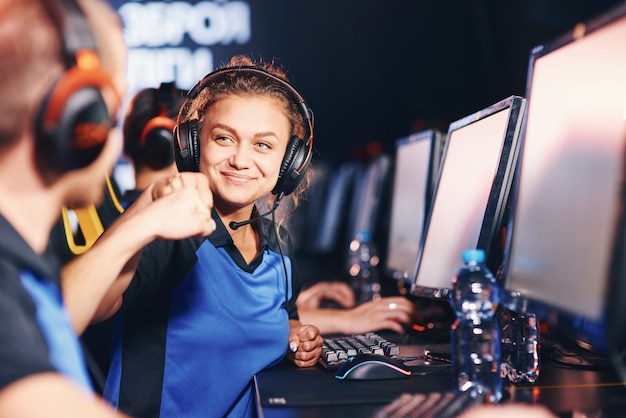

left=121, top=238, right=200, bottom=311
left=287, top=255, right=301, bottom=321
left=271, top=223, right=300, bottom=321
left=0, top=261, right=55, bottom=389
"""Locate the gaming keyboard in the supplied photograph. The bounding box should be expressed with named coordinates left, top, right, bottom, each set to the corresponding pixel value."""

left=320, top=332, right=402, bottom=369
left=372, top=389, right=481, bottom=418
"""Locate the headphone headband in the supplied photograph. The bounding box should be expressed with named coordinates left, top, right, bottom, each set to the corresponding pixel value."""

left=40, top=0, right=97, bottom=64
left=185, top=65, right=313, bottom=144
left=57, top=0, right=99, bottom=63
left=156, top=81, right=177, bottom=108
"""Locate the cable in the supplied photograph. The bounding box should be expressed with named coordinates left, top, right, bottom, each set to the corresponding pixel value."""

left=400, top=354, right=453, bottom=365
left=271, top=203, right=290, bottom=307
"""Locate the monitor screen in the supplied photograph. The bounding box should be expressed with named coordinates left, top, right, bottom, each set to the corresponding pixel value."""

left=385, top=130, right=443, bottom=283
left=502, top=5, right=626, bottom=322
left=346, top=155, right=392, bottom=243
left=411, top=96, right=526, bottom=299
left=306, top=161, right=357, bottom=254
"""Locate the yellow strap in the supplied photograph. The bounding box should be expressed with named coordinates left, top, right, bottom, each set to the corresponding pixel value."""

left=61, top=204, right=104, bottom=255
left=105, top=172, right=125, bottom=214
left=61, top=172, right=125, bottom=255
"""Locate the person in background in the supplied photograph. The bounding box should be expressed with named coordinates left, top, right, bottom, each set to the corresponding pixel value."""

left=297, top=280, right=419, bottom=335
left=117, top=81, right=187, bottom=207
left=86, top=55, right=323, bottom=418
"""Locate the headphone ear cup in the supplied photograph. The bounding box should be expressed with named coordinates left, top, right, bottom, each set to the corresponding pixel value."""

left=141, top=128, right=175, bottom=170
left=272, top=135, right=311, bottom=196
left=36, top=79, right=112, bottom=172
left=174, top=119, right=200, bottom=172
left=140, top=116, right=176, bottom=170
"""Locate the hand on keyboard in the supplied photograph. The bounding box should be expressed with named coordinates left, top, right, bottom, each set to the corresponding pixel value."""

left=298, top=286, right=419, bottom=335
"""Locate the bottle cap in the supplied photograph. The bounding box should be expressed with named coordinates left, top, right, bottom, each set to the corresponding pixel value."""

left=462, top=249, right=485, bottom=264
left=356, top=230, right=371, bottom=242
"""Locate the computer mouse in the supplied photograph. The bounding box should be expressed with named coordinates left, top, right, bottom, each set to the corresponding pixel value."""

left=334, top=353, right=412, bottom=380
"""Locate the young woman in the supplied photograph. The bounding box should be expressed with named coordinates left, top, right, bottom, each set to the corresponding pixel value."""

left=99, top=55, right=323, bottom=417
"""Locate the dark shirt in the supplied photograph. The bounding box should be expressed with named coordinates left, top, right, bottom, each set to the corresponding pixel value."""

left=0, top=214, right=92, bottom=392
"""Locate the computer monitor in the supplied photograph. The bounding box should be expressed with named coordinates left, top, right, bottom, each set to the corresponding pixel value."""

left=502, top=3, right=626, bottom=323
left=304, top=161, right=356, bottom=254
left=345, top=154, right=392, bottom=244
left=385, top=129, right=443, bottom=284
left=411, top=95, right=526, bottom=299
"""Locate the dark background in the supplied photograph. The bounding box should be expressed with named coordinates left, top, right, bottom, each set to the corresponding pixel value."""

left=205, top=0, right=624, bottom=162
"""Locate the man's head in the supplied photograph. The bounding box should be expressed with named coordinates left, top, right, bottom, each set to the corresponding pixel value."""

left=123, top=82, right=187, bottom=174
left=35, top=0, right=124, bottom=176
left=0, top=0, right=127, bottom=206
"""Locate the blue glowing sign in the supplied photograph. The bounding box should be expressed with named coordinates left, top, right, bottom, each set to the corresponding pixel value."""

left=107, top=0, right=252, bottom=92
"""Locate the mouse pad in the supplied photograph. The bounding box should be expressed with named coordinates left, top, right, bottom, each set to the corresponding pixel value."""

left=254, top=362, right=452, bottom=407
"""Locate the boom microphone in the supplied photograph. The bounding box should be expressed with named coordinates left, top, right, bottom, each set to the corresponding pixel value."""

left=228, top=194, right=283, bottom=231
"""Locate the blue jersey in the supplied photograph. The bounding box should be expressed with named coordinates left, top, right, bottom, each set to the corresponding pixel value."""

left=104, top=209, right=301, bottom=417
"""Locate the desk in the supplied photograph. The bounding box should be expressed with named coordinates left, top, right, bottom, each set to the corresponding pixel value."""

left=254, top=334, right=626, bottom=417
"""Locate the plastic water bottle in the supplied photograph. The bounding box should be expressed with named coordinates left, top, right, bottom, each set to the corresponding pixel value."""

left=450, top=249, right=503, bottom=403
left=346, top=230, right=382, bottom=304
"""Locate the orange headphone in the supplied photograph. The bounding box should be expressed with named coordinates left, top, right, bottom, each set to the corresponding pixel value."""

left=137, top=82, right=177, bottom=170
left=35, top=0, right=119, bottom=172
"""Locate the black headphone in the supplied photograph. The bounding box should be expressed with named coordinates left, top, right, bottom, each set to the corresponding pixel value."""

left=35, top=0, right=118, bottom=173
left=138, top=82, right=177, bottom=170
left=174, top=66, right=314, bottom=197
